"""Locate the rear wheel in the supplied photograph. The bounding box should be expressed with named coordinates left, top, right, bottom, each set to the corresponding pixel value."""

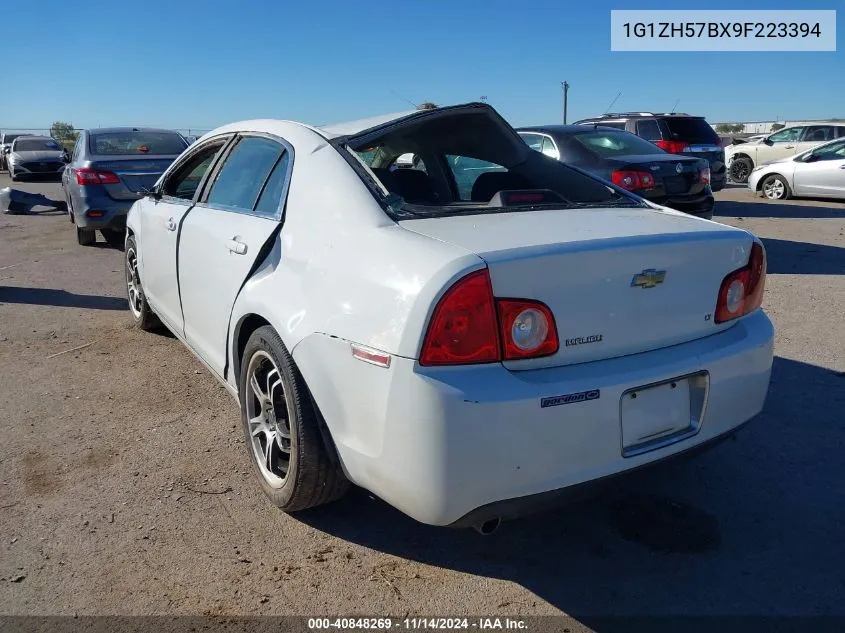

left=125, top=235, right=160, bottom=330
left=76, top=227, right=96, bottom=246
left=239, top=325, right=348, bottom=512
left=729, top=156, right=753, bottom=183
left=761, top=174, right=791, bottom=200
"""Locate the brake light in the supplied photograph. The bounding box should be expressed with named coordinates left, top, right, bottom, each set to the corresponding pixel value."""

left=420, top=270, right=501, bottom=365
left=611, top=170, right=656, bottom=191
left=419, top=269, right=559, bottom=365
left=699, top=166, right=711, bottom=185
left=715, top=242, right=767, bottom=323
left=497, top=300, right=558, bottom=360
left=76, top=168, right=120, bottom=185
left=655, top=140, right=690, bottom=154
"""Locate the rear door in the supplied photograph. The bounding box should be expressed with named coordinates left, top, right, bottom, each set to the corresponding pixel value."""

left=792, top=140, right=845, bottom=198
left=177, top=134, right=292, bottom=375
left=139, top=136, right=231, bottom=331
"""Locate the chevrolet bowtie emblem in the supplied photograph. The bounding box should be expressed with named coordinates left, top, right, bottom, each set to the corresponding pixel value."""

left=631, top=269, right=666, bottom=289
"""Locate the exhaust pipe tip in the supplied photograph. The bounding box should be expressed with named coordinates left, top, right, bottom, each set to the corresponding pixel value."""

left=474, top=517, right=501, bottom=535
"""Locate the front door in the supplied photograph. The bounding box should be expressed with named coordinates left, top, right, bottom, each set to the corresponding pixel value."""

left=177, top=134, right=292, bottom=375
left=793, top=140, right=845, bottom=198
left=140, top=137, right=230, bottom=331
left=756, top=126, right=803, bottom=163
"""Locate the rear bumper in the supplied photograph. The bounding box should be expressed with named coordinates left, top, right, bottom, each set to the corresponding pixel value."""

left=649, top=193, right=715, bottom=219
left=295, top=310, right=774, bottom=526
left=72, top=190, right=134, bottom=229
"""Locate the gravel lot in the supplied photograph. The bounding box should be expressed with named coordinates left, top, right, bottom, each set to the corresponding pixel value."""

left=1, top=176, right=844, bottom=626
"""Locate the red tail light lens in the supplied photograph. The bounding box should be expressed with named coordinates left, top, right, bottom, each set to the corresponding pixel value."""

left=498, top=300, right=558, bottom=360
left=419, top=270, right=559, bottom=365
left=699, top=166, right=711, bottom=185
left=611, top=170, right=655, bottom=191
left=655, top=140, right=690, bottom=154
left=715, top=242, right=767, bottom=323
left=76, top=168, right=120, bottom=186
left=420, top=270, right=501, bottom=366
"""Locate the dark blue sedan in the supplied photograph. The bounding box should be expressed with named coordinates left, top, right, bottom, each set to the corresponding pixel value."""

left=516, top=125, right=714, bottom=219
left=61, top=127, right=189, bottom=246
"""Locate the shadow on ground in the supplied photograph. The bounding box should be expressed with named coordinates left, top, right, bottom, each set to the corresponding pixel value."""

left=0, top=286, right=127, bottom=310
left=297, top=356, right=845, bottom=630
left=716, top=197, right=845, bottom=219
left=762, top=238, right=845, bottom=275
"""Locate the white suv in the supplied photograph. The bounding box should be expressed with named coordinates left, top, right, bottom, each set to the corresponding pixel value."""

left=727, top=123, right=845, bottom=183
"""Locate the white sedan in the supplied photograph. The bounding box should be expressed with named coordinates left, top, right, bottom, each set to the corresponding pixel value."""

left=125, top=103, right=774, bottom=531
left=748, top=137, right=845, bottom=200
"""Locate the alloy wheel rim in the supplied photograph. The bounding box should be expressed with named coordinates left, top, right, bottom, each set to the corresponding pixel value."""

left=763, top=179, right=785, bottom=199
left=125, top=247, right=143, bottom=318
left=245, top=351, right=292, bottom=488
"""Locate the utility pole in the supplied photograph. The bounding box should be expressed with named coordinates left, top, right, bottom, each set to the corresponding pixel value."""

left=562, top=81, right=569, bottom=124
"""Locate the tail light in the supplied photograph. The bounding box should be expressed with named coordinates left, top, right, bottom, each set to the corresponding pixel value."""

left=699, top=166, right=711, bottom=185
left=76, top=168, right=120, bottom=185
left=419, top=269, right=558, bottom=366
left=715, top=242, right=767, bottom=323
left=611, top=170, right=656, bottom=191
left=655, top=140, right=690, bottom=154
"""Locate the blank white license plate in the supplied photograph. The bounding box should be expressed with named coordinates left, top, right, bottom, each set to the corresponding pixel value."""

left=621, top=378, right=692, bottom=454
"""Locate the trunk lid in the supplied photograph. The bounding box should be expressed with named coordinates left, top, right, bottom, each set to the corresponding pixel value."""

left=89, top=156, right=179, bottom=200
left=401, top=207, right=754, bottom=369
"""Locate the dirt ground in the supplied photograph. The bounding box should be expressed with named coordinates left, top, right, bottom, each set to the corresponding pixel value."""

left=1, top=176, right=844, bottom=627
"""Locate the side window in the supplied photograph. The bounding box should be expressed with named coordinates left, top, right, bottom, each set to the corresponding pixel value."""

left=445, top=155, right=507, bottom=200
left=253, top=152, right=291, bottom=217
left=837, top=127, right=845, bottom=139
left=802, top=126, right=835, bottom=142
left=636, top=119, right=661, bottom=141
left=162, top=141, right=226, bottom=201
left=810, top=141, right=845, bottom=162
left=520, top=133, right=544, bottom=152
left=206, top=137, right=283, bottom=212
left=541, top=137, right=560, bottom=160
left=768, top=127, right=802, bottom=143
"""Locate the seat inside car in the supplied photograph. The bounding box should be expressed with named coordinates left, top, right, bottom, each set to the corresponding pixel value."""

left=376, top=168, right=439, bottom=204
left=470, top=171, right=531, bottom=202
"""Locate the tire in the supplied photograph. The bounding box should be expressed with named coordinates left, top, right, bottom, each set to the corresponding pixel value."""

left=125, top=235, right=160, bottom=330
left=239, top=325, right=348, bottom=512
left=760, top=174, right=791, bottom=200
left=76, top=226, right=96, bottom=246
left=102, top=228, right=126, bottom=250
left=729, top=156, right=753, bottom=183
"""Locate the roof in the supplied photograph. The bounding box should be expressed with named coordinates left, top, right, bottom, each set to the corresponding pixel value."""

left=315, top=109, right=418, bottom=139
left=85, top=127, right=186, bottom=135
left=516, top=124, right=625, bottom=134
left=12, top=135, right=53, bottom=141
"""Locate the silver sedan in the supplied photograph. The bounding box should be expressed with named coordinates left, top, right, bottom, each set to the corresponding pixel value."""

left=748, top=137, right=845, bottom=201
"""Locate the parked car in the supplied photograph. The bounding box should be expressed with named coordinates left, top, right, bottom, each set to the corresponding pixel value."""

left=3, top=135, right=67, bottom=181
left=727, top=123, right=845, bottom=183
left=517, top=125, right=714, bottom=219
left=0, top=132, right=28, bottom=171
left=125, top=103, right=773, bottom=530
left=62, top=127, right=189, bottom=247
left=572, top=112, right=726, bottom=192
left=748, top=137, right=845, bottom=201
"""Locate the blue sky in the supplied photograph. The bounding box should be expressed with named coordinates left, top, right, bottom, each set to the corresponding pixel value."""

left=3, top=0, right=842, bottom=131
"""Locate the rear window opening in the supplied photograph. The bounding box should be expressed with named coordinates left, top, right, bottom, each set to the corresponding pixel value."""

left=664, top=118, right=720, bottom=144
left=572, top=130, right=666, bottom=158
left=89, top=131, right=188, bottom=156
left=13, top=138, right=62, bottom=152
left=344, top=108, right=645, bottom=218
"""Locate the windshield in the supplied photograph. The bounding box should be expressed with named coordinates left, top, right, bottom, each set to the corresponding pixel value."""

left=664, top=118, right=720, bottom=144
left=572, top=130, right=665, bottom=157
left=13, top=138, right=62, bottom=152
left=89, top=131, right=188, bottom=156
left=346, top=110, right=642, bottom=218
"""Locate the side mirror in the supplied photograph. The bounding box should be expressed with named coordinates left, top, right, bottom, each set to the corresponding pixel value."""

left=2, top=146, right=10, bottom=154
left=141, top=186, right=162, bottom=200
left=763, top=138, right=774, bottom=146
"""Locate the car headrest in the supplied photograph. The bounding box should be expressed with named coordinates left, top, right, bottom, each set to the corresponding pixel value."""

left=389, top=169, right=438, bottom=204
left=470, top=171, right=531, bottom=202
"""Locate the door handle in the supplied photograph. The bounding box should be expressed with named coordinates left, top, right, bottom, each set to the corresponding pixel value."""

left=226, top=238, right=247, bottom=255
left=785, top=145, right=795, bottom=149
left=839, top=165, right=845, bottom=169
left=165, top=218, right=177, bottom=231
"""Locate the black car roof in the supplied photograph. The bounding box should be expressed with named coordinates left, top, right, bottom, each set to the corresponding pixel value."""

left=85, top=127, right=183, bottom=135
left=517, top=124, right=628, bottom=135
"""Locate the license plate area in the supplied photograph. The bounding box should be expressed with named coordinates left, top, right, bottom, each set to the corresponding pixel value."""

left=620, top=371, right=709, bottom=458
